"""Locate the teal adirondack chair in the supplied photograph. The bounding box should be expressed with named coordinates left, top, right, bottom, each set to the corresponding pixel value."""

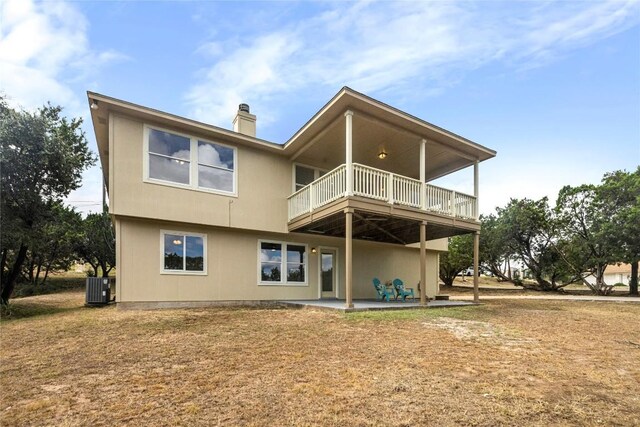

left=392, top=278, right=415, bottom=301
left=372, top=278, right=394, bottom=302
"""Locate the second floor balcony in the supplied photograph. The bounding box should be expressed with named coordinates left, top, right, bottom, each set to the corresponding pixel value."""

left=288, top=163, right=477, bottom=222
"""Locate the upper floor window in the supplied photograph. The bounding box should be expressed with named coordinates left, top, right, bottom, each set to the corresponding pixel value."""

left=294, top=164, right=326, bottom=192
left=145, top=126, right=237, bottom=196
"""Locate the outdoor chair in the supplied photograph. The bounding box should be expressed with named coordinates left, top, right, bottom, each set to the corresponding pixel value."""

left=392, top=278, right=415, bottom=301
left=372, top=278, right=394, bottom=302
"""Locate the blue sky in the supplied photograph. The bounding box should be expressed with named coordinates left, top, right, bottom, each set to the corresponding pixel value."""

left=2, top=0, right=639, bottom=215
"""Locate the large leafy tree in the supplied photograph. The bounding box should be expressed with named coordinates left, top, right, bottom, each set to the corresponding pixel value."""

left=22, top=203, right=83, bottom=286
left=0, top=99, right=95, bottom=303
left=596, top=167, right=640, bottom=295
left=497, top=198, right=569, bottom=291
left=76, top=211, right=115, bottom=277
left=555, top=185, right=615, bottom=295
left=479, top=214, right=517, bottom=283
left=439, top=234, right=473, bottom=287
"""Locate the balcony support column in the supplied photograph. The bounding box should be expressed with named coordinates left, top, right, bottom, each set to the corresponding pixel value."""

left=345, top=110, right=354, bottom=196
left=420, top=139, right=426, bottom=210
left=473, top=231, right=480, bottom=303
left=474, top=159, right=479, bottom=220
left=420, top=220, right=427, bottom=306
left=345, top=208, right=354, bottom=309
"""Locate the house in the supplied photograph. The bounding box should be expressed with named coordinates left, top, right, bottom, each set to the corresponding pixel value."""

left=87, top=87, right=496, bottom=308
left=585, top=264, right=632, bottom=287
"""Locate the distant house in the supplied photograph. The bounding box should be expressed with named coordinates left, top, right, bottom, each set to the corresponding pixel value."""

left=585, top=264, right=632, bottom=286
left=87, top=87, right=496, bottom=308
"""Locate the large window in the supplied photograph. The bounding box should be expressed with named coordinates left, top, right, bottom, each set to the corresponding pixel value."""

left=259, top=241, right=307, bottom=284
left=145, top=127, right=237, bottom=195
left=161, top=231, right=206, bottom=274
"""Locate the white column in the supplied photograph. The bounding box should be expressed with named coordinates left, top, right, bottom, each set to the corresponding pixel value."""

left=474, top=159, right=479, bottom=220
left=345, top=110, right=354, bottom=196
left=420, top=139, right=426, bottom=210
left=420, top=221, right=427, bottom=306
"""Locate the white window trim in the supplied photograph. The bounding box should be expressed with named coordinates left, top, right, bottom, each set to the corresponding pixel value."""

left=160, top=230, right=208, bottom=275
left=257, top=239, right=308, bottom=286
left=143, top=125, right=238, bottom=197
left=292, top=162, right=328, bottom=193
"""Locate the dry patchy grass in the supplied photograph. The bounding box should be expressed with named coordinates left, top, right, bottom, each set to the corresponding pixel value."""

left=1, top=292, right=639, bottom=426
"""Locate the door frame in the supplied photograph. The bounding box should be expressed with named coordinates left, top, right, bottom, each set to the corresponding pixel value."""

left=317, top=246, right=339, bottom=299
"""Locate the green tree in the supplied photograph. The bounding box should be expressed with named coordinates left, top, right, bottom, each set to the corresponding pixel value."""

left=23, top=204, right=82, bottom=286
left=498, top=198, right=569, bottom=291
left=555, top=184, right=614, bottom=295
left=597, top=167, right=640, bottom=295
left=76, top=211, right=115, bottom=277
left=0, top=99, right=95, bottom=304
left=439, top=234, right=473, bottom=287
left=479, top=214, right=518, bottom=283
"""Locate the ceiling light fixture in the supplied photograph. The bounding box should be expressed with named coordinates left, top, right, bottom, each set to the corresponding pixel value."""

left=90, top=99, right=99, bottom=110
left=378, top=150, right=387, bottom=159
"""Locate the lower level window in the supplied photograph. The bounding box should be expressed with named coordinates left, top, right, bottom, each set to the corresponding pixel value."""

left=259, top=241, right=306, bottom=284
left=162, top=231, right=206, bottom=273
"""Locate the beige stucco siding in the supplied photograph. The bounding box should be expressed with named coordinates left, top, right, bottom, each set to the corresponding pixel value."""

left=110, top=115, right=291, bottom=234
left=115, top=217, right=440, bottom=303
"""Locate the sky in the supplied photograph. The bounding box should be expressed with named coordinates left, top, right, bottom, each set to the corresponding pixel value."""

left=1, top=0, right=639, bottom=216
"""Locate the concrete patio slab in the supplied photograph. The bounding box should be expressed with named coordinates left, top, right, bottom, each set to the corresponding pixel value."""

left=279, top=299, right=477, bottom=312
left=451, top=295, right=640, bottom=303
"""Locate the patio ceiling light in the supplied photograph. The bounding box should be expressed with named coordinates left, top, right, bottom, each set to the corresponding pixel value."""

left=90, top=99, right=99, bottom=110
left=378, top=150, right=387, bottom=159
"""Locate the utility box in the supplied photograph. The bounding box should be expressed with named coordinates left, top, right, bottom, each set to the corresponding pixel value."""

left=86, top=277, right=111, bottom=305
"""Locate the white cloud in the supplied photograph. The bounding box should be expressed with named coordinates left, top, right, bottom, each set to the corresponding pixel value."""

left=185, top=0, right=639, bottom=129
left=0, top=0, right=125, bottom=114
left=0, top=0, right=126, bottom=216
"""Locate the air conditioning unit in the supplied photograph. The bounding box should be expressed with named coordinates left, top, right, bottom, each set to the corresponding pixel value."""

left=86, top=277, right=111, bottom=305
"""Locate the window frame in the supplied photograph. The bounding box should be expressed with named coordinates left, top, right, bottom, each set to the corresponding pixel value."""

left=160, top=230, right=208, bottom=275
left=257, top=239, right=308, bottom=286
left=143, top=125, right=238, bottom=197
left=292, top=163, right=328, bottom=193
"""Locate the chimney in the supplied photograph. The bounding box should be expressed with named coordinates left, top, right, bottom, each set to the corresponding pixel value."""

left=233, top=103, right=256, bottom=137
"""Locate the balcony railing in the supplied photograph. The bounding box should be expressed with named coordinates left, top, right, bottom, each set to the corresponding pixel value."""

left=287, top=163, right=477, bottom=222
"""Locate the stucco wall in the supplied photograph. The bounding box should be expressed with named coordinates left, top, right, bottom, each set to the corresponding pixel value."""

left=115, top=217, right=441, bottom=303
left=110, top=114, right=291, bottom=234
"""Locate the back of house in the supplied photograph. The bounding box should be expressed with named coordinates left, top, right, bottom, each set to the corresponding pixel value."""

left=88, top=87, right=496, bottom=308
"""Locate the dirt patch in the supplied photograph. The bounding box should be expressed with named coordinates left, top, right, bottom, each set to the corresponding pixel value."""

left=425, top=317, right=537, bottom=349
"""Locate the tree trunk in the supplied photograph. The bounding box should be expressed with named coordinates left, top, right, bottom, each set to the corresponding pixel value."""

left=100, top=261, right=110, bottom=277
left=1, top=243, right=28, bottom=304
left=630, top=261, right=639, bottom=296
left=0, top=248, right=7, bottom=285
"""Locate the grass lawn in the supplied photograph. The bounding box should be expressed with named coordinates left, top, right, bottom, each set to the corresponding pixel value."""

left=1, top=292, right=639, bottom=426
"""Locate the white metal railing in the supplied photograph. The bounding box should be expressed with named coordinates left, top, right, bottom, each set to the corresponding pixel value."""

left=287, top=185, right=311, bottom=221
left=287, top=163, right=477, bottom=222
left=312, top=164, right=347, bottom=209
left=353, top=163, right=388, bottom=201
left=425, top=184, right=453, bottom=215
left=454, top=192, right=477, bottom=219
left=393, top=174, right=422, bottom=208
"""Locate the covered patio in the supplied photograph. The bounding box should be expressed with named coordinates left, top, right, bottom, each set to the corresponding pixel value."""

left=280, top=298, right=478, bottom=313
left=281, top=89, right=497, bottom=309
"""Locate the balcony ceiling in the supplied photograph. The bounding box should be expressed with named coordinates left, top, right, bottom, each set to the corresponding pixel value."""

left=293, top=114, right=473, bottom=180
left=286, top=87, right=496, bottom=181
